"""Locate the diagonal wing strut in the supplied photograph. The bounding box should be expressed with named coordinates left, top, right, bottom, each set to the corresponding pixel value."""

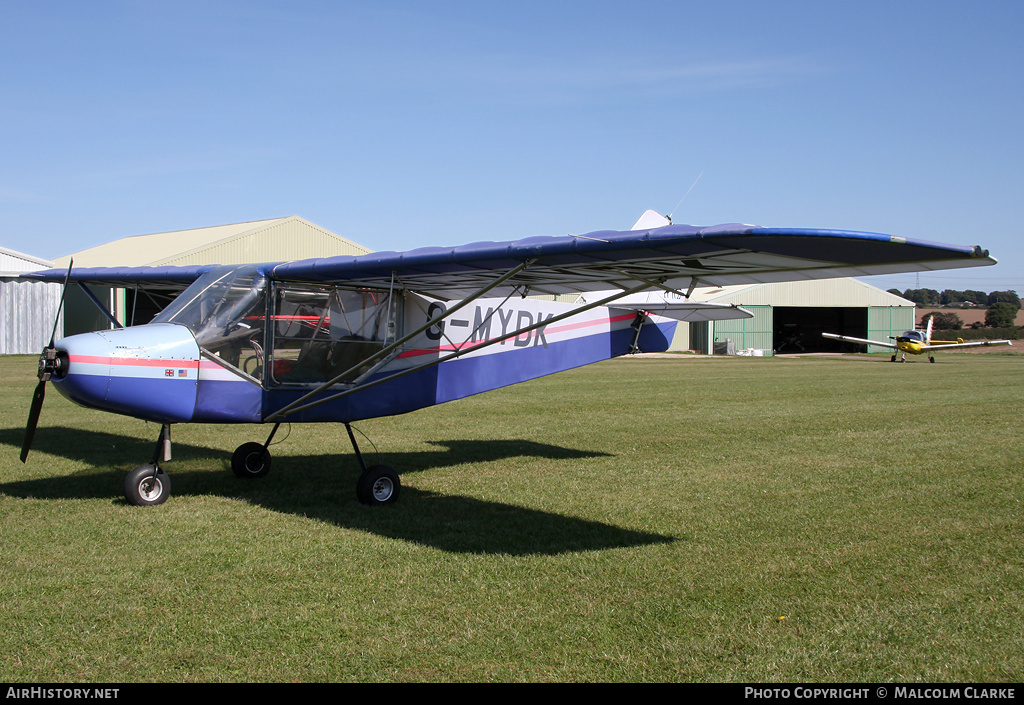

left=264, top=276, right=661, bottom=422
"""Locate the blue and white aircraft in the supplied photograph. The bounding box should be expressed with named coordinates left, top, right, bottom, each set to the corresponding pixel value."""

left=19, top=213, right=998, bottom=506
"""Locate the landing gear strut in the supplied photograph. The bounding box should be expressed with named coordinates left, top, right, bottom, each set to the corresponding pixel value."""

left=228, top=422, right=400, bottom=504
left=127, top=421, right=402, bottom=506
left=347, top=423, right=400, bottom=505
left=124, top=424, right=172, bottom=506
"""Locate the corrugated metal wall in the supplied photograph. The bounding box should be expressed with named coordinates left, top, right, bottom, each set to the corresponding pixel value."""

left=712, top=305, right=774, bottom=351
left=868, top=306, right=915, bottom=354
left=0, top=278, right=63, bottom=354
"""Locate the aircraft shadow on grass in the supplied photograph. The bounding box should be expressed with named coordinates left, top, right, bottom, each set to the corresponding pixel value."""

left=0, top=426, right=675, bottom=555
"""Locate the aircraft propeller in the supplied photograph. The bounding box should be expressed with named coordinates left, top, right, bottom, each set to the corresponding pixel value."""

left=20, top=262, right=72, bottom=463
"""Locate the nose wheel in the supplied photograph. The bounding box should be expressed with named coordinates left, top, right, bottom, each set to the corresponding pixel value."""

left=124, top=464, right=171, bottom=506
left=124, top=424, right=173, bottom=506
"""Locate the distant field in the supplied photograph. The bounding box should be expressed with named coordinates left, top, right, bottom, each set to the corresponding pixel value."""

left=916, top=307, right=1024, bottom=327
left=1, top=351, right=1022, bottom=682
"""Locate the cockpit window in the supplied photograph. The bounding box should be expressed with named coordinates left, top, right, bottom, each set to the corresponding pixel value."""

left=153, top=268, right=399, bottom=386
left=269, top=284, right=396, bottom=386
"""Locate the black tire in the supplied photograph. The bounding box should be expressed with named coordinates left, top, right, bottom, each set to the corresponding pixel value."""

left=124, top=464, right=170, bottom=506
left=356, top=465, right=400, bottom=505
left=891, top=354, right=897, bottom=362
left=232, top=442, right=272, bottom=479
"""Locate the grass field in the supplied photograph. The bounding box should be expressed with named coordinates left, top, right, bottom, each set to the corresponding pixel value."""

left=1, top=351, right=1022, bottom=682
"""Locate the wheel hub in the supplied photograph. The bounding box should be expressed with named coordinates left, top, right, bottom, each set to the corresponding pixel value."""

left=372, top=477, right=394, bottom=501
left=138, top=476, right=163, bottom=501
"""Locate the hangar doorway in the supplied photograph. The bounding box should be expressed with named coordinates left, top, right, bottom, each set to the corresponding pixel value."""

left=774, top=307, right=866, bottom=354
left=125, top=288, right=180, bottom=326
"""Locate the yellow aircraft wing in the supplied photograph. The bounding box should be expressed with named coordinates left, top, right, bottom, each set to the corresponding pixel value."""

left=822, top=332, right=897, bottom=350
left=921, top=339, right=1013, bottom=350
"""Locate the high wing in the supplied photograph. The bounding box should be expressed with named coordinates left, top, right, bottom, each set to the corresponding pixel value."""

left=20, top=263, right=220, bottom=298
left=822, top=332, right=898, bottom=350
left=23, top=223, right=997, bottom=299
left=269, top=224, right=997, bottom=299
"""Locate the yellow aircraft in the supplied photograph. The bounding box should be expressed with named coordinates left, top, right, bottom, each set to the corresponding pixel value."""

left=823, top=316, right=1012, bottom=363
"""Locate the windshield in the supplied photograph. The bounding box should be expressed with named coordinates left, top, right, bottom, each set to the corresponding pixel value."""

left=153, top=266, right=267, bottom=364
left=152, top=268, right=397, bottom=385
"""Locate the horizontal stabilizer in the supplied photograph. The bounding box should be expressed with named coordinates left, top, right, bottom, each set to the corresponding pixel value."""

left=613, top=302, right=753, bottom=322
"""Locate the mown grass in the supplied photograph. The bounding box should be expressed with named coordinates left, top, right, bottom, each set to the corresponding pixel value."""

left=1, top=351, right=1022, bottom=682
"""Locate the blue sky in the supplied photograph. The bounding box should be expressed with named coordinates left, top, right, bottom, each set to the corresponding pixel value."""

left=2, top=1, right=1021, bottom=294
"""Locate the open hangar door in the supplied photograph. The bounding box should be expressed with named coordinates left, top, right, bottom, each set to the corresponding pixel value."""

left=774, top=307, right=867, bottom=354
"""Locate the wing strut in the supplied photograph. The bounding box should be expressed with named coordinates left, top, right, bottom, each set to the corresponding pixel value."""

left=265, top=277, right=662, bottom=421
left=265, top=260, right=534, bottom=422
left=612, top=270, right=697, bottom=300
left=76, top=281, right=123, bottom=329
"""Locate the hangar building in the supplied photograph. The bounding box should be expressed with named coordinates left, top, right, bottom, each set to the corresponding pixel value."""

left=1, top=247, right=62, bottom=354
left=670, top=278, right=915, bottom=355
left=50, top=216, right=372, bottom=336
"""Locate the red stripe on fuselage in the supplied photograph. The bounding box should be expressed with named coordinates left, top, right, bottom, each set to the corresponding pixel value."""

left=68, top=354, right=200, bottom=369
left=395, top=312, right=636, bottom=359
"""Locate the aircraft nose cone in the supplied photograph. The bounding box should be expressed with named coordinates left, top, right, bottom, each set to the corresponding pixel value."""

left=35, top=345, right=69, bottom=381
left=52, top=323, right=201, bottom=423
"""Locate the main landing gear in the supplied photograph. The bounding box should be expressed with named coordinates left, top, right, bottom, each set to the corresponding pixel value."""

left=345, top=423, right=400, bottom=505
left=889, top=353, right=936, bottom=363
left=123, top=422, right=401, bottom=506
left=231, top=423, right=278, bottom=479
left=229, top=422, right=400, bottom=505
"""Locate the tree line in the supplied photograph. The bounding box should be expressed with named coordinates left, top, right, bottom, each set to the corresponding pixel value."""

left=889, top=288, right=1021, bottom=308
left=889, top=288, right=1021, bottom=329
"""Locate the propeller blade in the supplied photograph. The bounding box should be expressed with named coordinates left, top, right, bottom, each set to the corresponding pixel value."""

left=20, top=380, right=47, bottom=463
left=21, top=259, right=73, bottom=463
